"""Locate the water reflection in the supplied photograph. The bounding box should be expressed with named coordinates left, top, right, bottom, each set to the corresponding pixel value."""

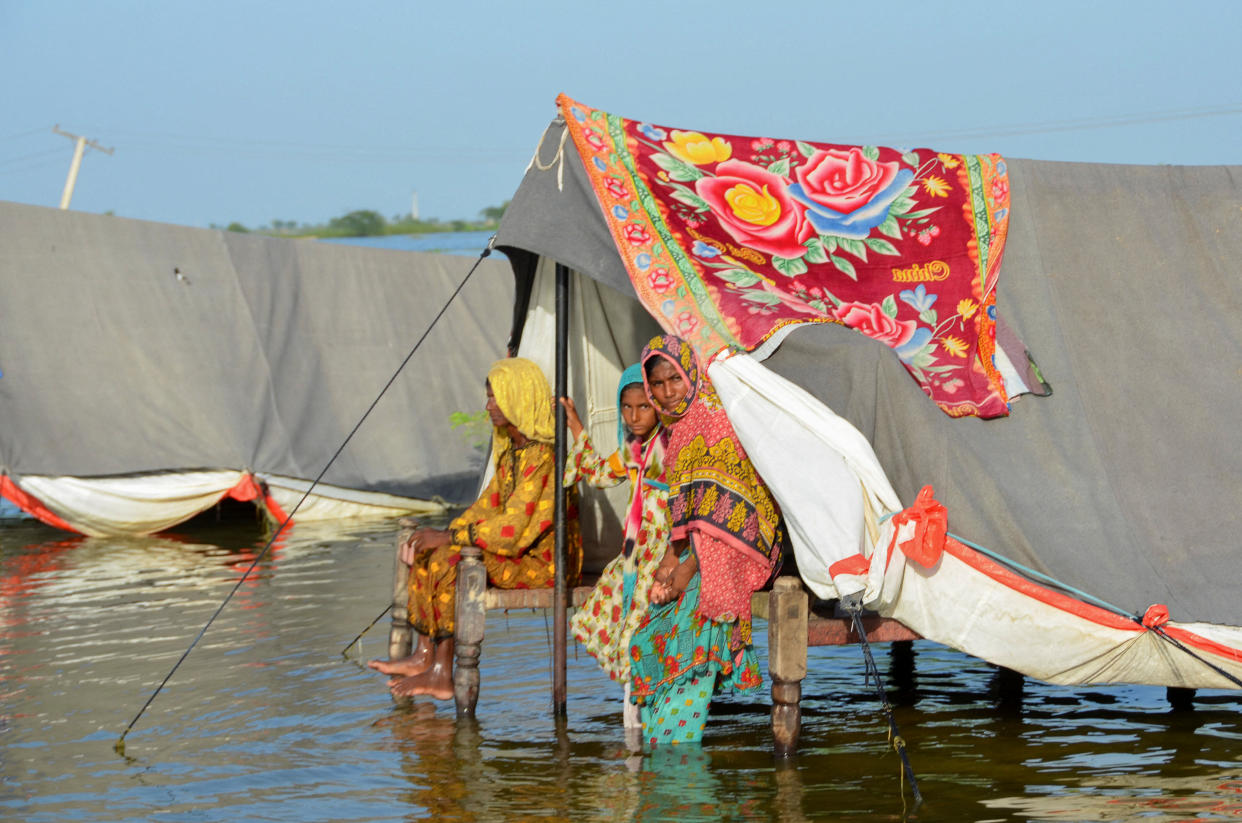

left=0, top=516, right=1239, bottom=822
left=631, top=746, right=722, bottom=822
left=379, top=703, right=482, bottom=819
left=985, top=770, right=1242, bottom=820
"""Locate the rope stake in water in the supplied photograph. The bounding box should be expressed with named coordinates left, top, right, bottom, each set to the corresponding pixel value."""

left=844, top=598, right=923, bottom=813
left=341, top=604, right=393, bottom=657
left=115, top=239, right=496, bottom=756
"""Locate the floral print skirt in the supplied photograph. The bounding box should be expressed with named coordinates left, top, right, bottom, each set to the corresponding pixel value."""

left=571, top=539, right=663, bottom=682
left=629, top=573, right=762, bottom=746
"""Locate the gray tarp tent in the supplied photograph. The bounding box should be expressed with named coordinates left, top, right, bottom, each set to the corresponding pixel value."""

left=495, top=115, right=1242, bottom=686
left=0, top=201, right=512, bottom=534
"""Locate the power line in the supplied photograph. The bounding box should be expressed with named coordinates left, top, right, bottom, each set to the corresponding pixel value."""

left=58, top=102, right=1242, bottom=168
left=871, top=102, right=1242, bottom=147
left=112, top=140, right=520, bottom=164
left=0, top=147, right=66, bottom=171
left=0, top=128, right=50, bottom=143
left=69, top=125, right=521, bottom=161
left=0, top=157, right=68, bottom=177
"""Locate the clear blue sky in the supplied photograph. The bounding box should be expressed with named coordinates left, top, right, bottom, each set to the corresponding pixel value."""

left=3, top=0, right=1239, bottom=229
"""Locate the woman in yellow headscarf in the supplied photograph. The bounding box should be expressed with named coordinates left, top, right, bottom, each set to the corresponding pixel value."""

left=371, top=357, right=581, bottom=699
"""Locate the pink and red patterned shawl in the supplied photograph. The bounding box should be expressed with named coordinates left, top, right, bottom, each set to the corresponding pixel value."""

left=558, top=94, right=1013, bottom=419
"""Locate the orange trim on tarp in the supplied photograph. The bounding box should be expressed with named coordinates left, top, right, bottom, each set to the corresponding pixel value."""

left=225, top=473, right=291, bottom=531
left=881, top=486, right=1136, bottom=631
left=829, top=553, right=870, bottom=578
left=0, top=475, right=80, bottom=534
left=939, top=532, right=1140, bottom=631
left=1161, top=625, right=1242, bottom=665
left=879, top=496, right=1242, bottom=675
left=935, top=518, right=1242, bottom=665
left=1, top=472, right=298, bottom=538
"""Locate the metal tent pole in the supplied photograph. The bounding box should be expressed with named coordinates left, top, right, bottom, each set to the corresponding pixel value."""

left=552, top=262, right=570, bottom=716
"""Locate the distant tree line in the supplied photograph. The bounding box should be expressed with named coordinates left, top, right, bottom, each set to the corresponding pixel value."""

left=212, top=201, right=510, bottom=238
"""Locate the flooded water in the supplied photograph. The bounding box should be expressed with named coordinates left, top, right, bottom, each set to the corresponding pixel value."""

left=2, top=516, right=1239, bottom=822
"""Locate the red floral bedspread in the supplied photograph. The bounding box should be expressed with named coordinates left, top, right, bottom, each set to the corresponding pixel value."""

left=558, top=94, right=1013, bottom=418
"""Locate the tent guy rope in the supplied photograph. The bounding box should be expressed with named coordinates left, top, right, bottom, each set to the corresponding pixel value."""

left=844, top=597, right=923, bottom=813
left=341, top=603, right=394, bottom=657
left=115, top=237, right=496, bottom=755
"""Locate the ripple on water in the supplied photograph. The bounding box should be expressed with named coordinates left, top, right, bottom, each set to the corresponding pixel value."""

left=2, top=518, right=1240, bottom=822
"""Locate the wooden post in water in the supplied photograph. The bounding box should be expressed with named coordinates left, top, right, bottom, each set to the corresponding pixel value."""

left=889, top=639, right=917, bottom=705
left=553, top=262, right=570, bottom=716
left=454, top=545, right=487, bottom=717
left=388, top=518, right=416, bottom=660
left=1167, top=686, right=1195, bottom=711
left=992, top=665, right=1025, bottom=713
left=769, top=576, right=809, bottom=756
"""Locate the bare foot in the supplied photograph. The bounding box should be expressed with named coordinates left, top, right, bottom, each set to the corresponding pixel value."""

left=368, top=649, right=431, bottom=677
left=389, top=668, right=454, bottom=701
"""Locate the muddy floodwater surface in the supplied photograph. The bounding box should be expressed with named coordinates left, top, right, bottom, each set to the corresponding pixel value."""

left=1, top=516, right=1239, bottom=821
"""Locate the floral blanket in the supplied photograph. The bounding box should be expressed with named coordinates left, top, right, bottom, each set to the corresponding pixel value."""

left=558, top=94, right=1013, bottom=418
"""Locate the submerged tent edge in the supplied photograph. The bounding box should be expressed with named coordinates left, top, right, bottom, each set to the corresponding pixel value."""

left=0, top=469, right=449, bottom=536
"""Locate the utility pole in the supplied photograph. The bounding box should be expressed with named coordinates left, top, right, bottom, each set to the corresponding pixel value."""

left=52, top=125, right=113, bottom=210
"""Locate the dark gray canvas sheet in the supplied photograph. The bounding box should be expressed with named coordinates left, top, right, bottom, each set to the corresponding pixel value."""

left=0, top=202, right=514, bottom=503
left=495, top=120, right=633, bottom=297
left=498, top=127, right=1242, bottom=627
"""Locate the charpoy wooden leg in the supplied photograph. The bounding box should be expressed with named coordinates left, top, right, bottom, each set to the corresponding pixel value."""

left=454, top=545, right=487, bottom=718
left=769, top=576, right=809, bottom=757
left=387, top=518, right=415, bottom=660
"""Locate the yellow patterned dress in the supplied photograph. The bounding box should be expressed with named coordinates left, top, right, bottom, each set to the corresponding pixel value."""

left=407, top=438, right=581, bottom=639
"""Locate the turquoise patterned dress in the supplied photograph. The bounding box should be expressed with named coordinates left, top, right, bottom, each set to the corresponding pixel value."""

left=629, top=564, right=762, bottom=746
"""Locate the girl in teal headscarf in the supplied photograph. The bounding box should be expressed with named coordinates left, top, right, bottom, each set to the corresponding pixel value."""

left=562, top=364, right=671, bottom=731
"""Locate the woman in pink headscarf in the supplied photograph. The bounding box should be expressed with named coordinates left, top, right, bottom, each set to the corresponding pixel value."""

left=629, top=334, right=783, bottom=747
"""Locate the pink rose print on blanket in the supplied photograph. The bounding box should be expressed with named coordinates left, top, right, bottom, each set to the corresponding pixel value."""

left=834, top=300, right=933, bottom=363
left=647, top=267, right=673, bottom=294
left=603, top=177, right=630, bottom=200
left=695, top=160, right=814, bottom=258
left=834, top=301, right=917, bottom=348
left=623, top=223, right=651, bottom=246
left=790, top=148, right=914, bottom=239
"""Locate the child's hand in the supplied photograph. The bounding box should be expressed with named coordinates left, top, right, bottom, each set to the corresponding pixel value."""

left=649, top=544, right=687, bottom=605
left=650, top=578, right=675, bottom=605
left=558, top=397, right=585, bottom=439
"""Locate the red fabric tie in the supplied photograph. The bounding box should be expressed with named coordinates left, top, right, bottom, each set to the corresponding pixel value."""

left=1141, top=604, right=1170, bottom=629
left=888, top=485, right=948, bottom=570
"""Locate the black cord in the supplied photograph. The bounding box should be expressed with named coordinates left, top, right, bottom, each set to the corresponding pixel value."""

left=341, top=604, right=394, bottom=657
left=115, top=240, right=494, bottom=754
left=845, top=600, right=924, bottom=814
left=1149, top=625, right=1242, bottom=689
